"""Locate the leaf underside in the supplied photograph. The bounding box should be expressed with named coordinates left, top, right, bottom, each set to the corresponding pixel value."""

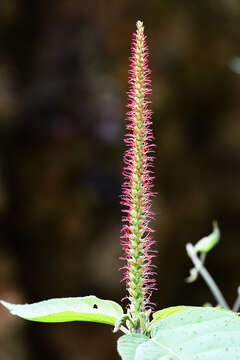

left=0, top=296, right=123, bottom=326
left=118, top=307, right=240, bottom=360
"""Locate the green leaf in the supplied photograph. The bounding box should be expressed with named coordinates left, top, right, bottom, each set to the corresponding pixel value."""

left=185, top=267, right=199, bottom=283
left=195, top=221, right=220, bottom=253
left=146, top=308, right=240, bottom=360
left=118, top=307, right=240, bottom=360
left=152, top=305, right=196, bottom=321
left=117, top=334, right=149, bottom=360
left=150, top=305, right=197, bottom=330
left=0, top=296, right=123, bottom=326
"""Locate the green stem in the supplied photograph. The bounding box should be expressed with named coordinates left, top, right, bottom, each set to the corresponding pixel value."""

left=186, top=243, right=230, bottom=310
left=232, top=287, right=240, bottom=312
left=120, top=325, right=129, bottom=334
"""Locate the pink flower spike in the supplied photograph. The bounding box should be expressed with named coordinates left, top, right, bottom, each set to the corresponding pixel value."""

left=120, top=21, right=157, bottom=319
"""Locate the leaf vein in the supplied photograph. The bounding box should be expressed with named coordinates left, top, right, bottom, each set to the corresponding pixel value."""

left=150, top=338, right=185, bottom=360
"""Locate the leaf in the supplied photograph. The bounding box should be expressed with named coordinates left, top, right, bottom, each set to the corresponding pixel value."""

left=186, top=267, right=199, bottom=283
left=150, top=305, right=196, bottom=330
left=0, top=296, right=123, bottom=326
left=195, top=221, right=220, bottom=253
left=117, top=334, right=149, bottom=360
left=144, top=308, right=240, bottom=360
left=152, top=305, right=196, bottom=321
left=118, top=307, right=240, bottom=360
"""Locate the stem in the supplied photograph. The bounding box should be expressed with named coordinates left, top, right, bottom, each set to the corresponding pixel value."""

left=186, top=243, right=230, bottom=310
left=120, top=325, right=129, bottom=334
left=232, top=296, right=240, bottom=313
left=232, top=287, right=240, bottom=312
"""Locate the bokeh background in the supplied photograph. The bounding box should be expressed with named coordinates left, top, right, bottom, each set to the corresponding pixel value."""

left=0, top=1, right=240, bottom=359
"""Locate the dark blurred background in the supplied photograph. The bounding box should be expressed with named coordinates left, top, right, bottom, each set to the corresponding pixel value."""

left=0, top=0, right=240, bottom=359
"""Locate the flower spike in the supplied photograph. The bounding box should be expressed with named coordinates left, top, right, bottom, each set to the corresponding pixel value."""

left=120, top=21, right=157, bottom=330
